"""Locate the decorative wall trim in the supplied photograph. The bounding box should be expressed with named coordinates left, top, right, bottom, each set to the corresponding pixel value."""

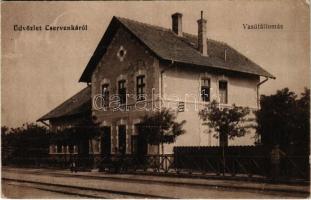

left=100, top=78, right=111, bottom=85
left=218, top=74, right=229, bottom=82
left=100, top=120, right=112, bottom=127
left=116, top=74, right=128, bottom=90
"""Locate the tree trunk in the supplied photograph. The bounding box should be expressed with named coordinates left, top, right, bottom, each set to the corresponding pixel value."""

left=219, top=132, right=228, bottom=147
left=219, top=132, right=227, bottom=176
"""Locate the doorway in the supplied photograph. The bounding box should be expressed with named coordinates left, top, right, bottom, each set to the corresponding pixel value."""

left=132, top=124, right=148, bottom=159
left=101, top=126, right=111, bottom=157
left=118, top=125, right=126, bottom=155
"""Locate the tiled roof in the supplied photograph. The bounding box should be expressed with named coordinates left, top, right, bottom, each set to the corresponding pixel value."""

left=38, top=87, right=91, bottom=121
left=79, top=16, right=274, bottom=82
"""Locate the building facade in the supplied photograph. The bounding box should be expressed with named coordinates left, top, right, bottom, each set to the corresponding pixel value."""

left=38, top=12, right=274, bottom=157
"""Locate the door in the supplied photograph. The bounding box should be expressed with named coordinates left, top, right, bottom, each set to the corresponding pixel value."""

left=118, top=125, right=126, bottom=155
left=101, top=127, right=111, bottom=157
left=132, top=124, right=148, bottom=157
left=137, top=134, right=148, bottom=156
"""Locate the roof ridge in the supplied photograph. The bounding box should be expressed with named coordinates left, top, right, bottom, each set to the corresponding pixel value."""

left=116, top=16, right=207, bottom=41
left=182, top=32, right=227, bottom=45
left=116, top=16, right=172, bottom=33
left=116, top=16, right=213, bottom=53
left=116, top=17, right=232, bottom=50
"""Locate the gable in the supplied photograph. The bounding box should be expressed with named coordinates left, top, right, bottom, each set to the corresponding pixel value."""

left=79, top=17, right=160, bottom=83
left=90, top=23, right=159, bottom=105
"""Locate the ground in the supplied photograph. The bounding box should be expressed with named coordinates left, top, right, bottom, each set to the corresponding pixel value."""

left=2, top=167, right=309, bottom=199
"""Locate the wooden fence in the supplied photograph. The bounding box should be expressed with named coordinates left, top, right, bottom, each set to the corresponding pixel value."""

left=3, top=146, right=309, bottom=180
left=173, top=146, right=309, bottom=179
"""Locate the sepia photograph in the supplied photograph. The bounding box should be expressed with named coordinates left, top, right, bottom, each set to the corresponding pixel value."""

left=1, top=0, right=310, bottom=198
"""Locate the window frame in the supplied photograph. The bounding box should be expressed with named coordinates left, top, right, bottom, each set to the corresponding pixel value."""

left=219, top=80, right=228, bottom=104
left=136, top=75, right=146, bottom=101
left=89, top=136, right=101, bottom=155
left=118, top=80, right=127, bottom=105
left=201, top=78, right=211, bottom=102
left=101, top=83, right=110, bottom=109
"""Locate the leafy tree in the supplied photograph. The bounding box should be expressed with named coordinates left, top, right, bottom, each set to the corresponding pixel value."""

left=137, top=109, right=186, bottom=155
left=1, top=126, right=10, bottom=152
left=3, top=123, right=50, bottom=152
left=1, top=123, right=52, bottom=165
left=198, top=100, right=251, bottom=146
left=293, top=88, right=310, bottom=155
left=1, top=126, right=9, bottom=135
left=2, top=121, right=103, bottom=166
left=256, top=88, right=310, bottom=155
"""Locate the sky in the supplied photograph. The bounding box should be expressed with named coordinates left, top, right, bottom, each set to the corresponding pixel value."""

left=1, top=0, right=310, bottom=128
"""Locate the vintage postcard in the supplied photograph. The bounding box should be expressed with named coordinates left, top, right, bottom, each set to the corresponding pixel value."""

left=1, top=0, right=310, bottom=199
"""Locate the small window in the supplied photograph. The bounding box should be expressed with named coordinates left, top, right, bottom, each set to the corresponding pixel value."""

left=178, top=101, right=185, bottom=112
left=136, top=75, right=146, bottom=101
left=61, top=145, right=65, bottom=154
left=49, top=145, right=56, bottom=154
left=219, top=81, right=228, bottom=104
left=102, top=84, right=109, bottom=108
left=73, top=145, right=78, bottom=154
left=201, top=78, right=210, bottom=102
left=118, top=80, right=126, bottom=105
left=57, top=145, right=62, bottom=154
left=89, top=137, right=101, bottom=154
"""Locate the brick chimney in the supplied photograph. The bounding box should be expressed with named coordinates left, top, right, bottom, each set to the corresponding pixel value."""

left=197, top=11, right=207, bottom=56
left=172, top=12, right=183, bottom=36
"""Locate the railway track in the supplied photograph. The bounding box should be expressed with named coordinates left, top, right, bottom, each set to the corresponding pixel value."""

left=3, top=168, right=309, bottom=195
left=2, top=168, right=309, bottom=198
left=4, top=167, right=236, bottom=194
left=3, top=178, right=169, bottom=199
